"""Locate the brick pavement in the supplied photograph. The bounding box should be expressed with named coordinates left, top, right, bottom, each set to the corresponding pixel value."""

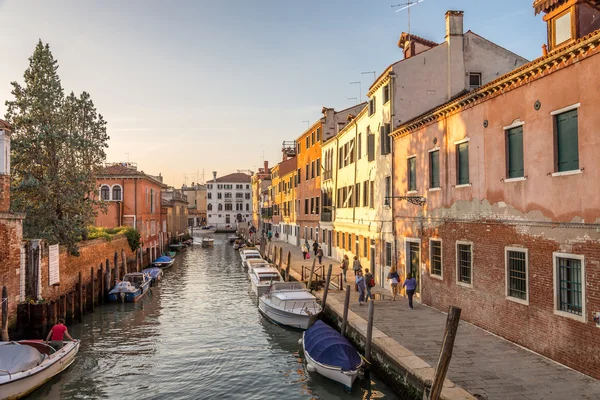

left=262, top=239, right=600, bottom=400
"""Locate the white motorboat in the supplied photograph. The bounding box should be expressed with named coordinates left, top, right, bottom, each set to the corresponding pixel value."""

left=244, top=258, right=269, bottom=271
left=201, top=237, right=214, bottom=248
left=0, top=340, right=80, bottom=399
left=301, top=320, right=363, bottom=392
left=258, top=282, right=322, bottom=330
left=249, top=266, right=283, bottom=297
left=228, top=235, right=240, bottom=243
left=239, top=248, right=262, bottom=266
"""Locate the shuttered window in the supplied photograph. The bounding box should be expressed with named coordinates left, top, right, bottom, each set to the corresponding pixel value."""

left=358, top=133, right=362, bottom=160
left=367, top=134, right=375, bottom=161
left=380, top=124, right=391, bottom=155
left=457, top=142, right=469, bottom=185
left=556, top=109, right=579, bottom=172
left=430, top=150, right=440, bottom=188
left=507, top=127, right=524, bottom=178
left=408, top=157, right=416, bottom=191
left=369, top=181, right=374, bottom=208
left=355, top=183, right=360, bottom=207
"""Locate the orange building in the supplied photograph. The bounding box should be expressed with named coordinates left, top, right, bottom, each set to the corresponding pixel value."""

left=96, top=163, right=167, bottom=264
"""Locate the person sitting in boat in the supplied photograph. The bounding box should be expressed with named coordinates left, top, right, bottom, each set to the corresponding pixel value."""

left=45, top=318, right=76, bottom=350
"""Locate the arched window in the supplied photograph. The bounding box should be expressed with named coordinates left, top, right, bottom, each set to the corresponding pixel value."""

left=100, top=185, right=110, bottom=200
left=218, top=203, right=223, bottom=211
left=207, top=204, right=213, bottom=211
left=246, top=203, right=249, bottom=211
left=112, top=185, right=122, bottom=201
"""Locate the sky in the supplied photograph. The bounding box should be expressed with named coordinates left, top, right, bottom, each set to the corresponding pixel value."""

left=0, top=0, right=546, bottom=188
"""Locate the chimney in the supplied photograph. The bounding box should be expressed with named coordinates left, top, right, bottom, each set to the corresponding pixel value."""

left=0, top=120, right=12, bottom=213
left=212, top=171, right=217, bottom=183
left=445, top=10, right=466, bottom=100
left=263, top=160, right=268, bottom=172
left=445, top=10, right=464, bottom=38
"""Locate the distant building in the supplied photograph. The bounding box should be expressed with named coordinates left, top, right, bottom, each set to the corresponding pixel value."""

left=161, top=188, right=189, bottom=241
left=182, top=183, right=207, bottom=226
left=206, top=172, right=252, bottom=229
left=96, top=162, right=167, bottom=265
left=251, top=161, right=271, bottom=232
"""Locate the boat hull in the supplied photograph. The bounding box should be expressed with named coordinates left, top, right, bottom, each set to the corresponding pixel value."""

left=201, top=240, right=214, bottom=248
left=302, top=336, right=359, bottom=392
left=258, top=297, right=314, bottom=330
left=0, top=341, right=79, bottom=400
left=108, top=281, right=151, bottom=302
left=153, top=260, right=174, bottom=269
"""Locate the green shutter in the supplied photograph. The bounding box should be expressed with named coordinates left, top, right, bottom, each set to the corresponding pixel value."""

left=507, top=127, right=524, bottom=178
left=430, top=150, right=440, bottom=188
left=457, top=143, right=469, bottom=185
left=380, top=126, right=385, bottom=155
left=408, top=157, right=416, bottom=191
left=368, top=134, right=375, bottom=161
left=557, top=109, right=579, bottom=172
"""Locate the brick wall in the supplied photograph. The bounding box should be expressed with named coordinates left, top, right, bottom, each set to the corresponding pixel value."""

left=416, top=221, right=600, bottom=379
left=0, top=213, right=24, bottom=324
left=0, top=174, right=10, bottom=212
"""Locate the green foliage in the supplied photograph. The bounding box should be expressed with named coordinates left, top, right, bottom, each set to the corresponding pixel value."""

left=5, top=40, right=109, bottom=256
left=87, top=226, right=132, bottom=243
left=124, top=227, right=141, bottom=252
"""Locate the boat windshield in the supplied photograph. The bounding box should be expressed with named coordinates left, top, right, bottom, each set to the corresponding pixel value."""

left=258, top=274, right=279, bottom=282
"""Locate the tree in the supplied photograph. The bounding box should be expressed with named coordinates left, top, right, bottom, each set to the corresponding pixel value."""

left=5, top=40, right=109, bottom=255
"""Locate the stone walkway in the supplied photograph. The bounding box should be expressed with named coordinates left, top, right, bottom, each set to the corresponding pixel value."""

left=262, top=239, right=600, bottom=400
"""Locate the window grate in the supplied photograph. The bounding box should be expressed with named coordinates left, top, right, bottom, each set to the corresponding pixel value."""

left=558, top=257, right=582, bottom=315
left=431, top=241, right=442, bottom=276
left=507, top=250, right=527, bottom=300
left=458, top=244, right=472, bottom=284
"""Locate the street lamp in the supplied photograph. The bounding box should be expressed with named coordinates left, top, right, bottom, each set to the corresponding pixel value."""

left=384, top=195, right=426, bottom=207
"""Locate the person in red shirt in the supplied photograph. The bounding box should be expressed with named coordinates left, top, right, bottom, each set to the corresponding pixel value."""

left=45, top=318, right=75, bottom=350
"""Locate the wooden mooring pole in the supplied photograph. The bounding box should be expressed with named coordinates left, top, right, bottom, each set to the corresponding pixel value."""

left=429, top=306, right=462, bottom=400
left=307, top=257, right=317, bottom=292
left=99, top=263, right=104, bottom=305
left=90, top=266, right=95, bottom=313
left=365, top=299, right=375, bottom=364
left=341, top=284, right=351, bottom=336
left=1, top=286, right=8, bottom=341
left=321, top=265, right=333, bottom=311
left=77, top=271, right=83, bottom=322
left=285, top=251, right=291, bottom=282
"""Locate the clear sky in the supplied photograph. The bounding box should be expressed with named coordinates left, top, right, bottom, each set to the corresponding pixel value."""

left=0, top=0, right=546, bottom=188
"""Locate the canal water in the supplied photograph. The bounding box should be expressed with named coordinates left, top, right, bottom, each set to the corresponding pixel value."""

left=28, top=235, right=399, bottom=400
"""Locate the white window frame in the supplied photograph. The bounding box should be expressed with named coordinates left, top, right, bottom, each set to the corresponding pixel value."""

left=455, top=240, right=473, bottom=288
left=552, top=252, right=586, bottom=323
left=504, top=247, right=529, bottom=305
left=429, top=238, right=443, bottom=280
left=110, top=184, right=123, bottom=201
left=100, top=184, right=111, bottom=201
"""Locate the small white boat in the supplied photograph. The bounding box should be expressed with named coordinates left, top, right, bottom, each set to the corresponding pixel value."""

left=152, top=255, right=174, bottom=269
left=259, top=282, right=322, bottom=330
left=201, top=237, right=214, bottom=248
left=301, top=320, right=363, bottom=392
left=108, top=272, right=151, bottom=302
left=239, top=248, right=262, bottom=267
left=244, top=258, right=269, bottom=271
left=249, top=266, right=283, bottom=297
left=0, top=340, right=80, bottom=399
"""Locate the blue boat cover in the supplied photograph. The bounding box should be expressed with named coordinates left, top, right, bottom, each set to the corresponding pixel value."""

left=304, top=320, right=362, bottom=371
left=154, top=256, right=172, bottom=263
left=143, top=267, right=163, bottom=279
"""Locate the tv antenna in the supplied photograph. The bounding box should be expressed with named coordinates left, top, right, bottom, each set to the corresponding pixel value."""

left=392, top=0, right=425, bottom=38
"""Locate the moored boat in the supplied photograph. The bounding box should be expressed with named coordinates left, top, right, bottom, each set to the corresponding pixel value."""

left=249, top=266, right=283, bottom=297
left=228, top=235, right=239, bottom=243
left=201, top=237, right=214, bottom=248
left=239, top=248, right=262, bottom=267
left=108, top=272, right=151, bottom=302
left=163, top=251, right=176, bottom=258
left=301, top=320, right=363, bottom=392
left=258, top=282, right=321, bottom=330
left=245, top=258, right=270, bottom=271
left=142, top=267, right=164, bottom=283
left=152, top=255, right=174, bottom=269
left=0, top=340, right=80, bottom=400
left=169, top=243, right=186, bottom=251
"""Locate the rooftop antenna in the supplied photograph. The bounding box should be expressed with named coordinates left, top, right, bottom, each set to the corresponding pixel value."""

left=392, top=0, right=425, bottom=39
left=347, top=97, right=358, bottom=104
left=349, top=81, right=362, bottom=101
left=302, top=120, right=310, bottom=129
left=361, top=71, right=376, bottom=82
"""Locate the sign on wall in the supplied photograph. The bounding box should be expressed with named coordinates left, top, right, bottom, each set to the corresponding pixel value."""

left=48, top=244, right=60, bottom=286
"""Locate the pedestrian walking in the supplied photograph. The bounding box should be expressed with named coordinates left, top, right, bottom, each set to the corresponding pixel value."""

left=352, top=256, right=362, bottom=276
left=312, top=241, right=319, bottom=256
left=340, top=254, right=349, bottom=283
left=403, top=273, right=417, bottom=309
left=267, top=230, right=272, bottom=241
left=301, top=244, right=309, bottom=260
left=316, top=247, right=323, bottom=265
left=356, top=270, right=366, bottom=305
left=45, top=318, right=75, bottom=350
left=364, top=268, right=374, bottom=301
left=387, top=266, right=400, bottom=301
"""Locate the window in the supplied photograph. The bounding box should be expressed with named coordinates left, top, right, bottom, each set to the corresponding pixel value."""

left=225, top=203, right=233, bottom=211
left=217, top=192, right=222, bottom=200
left=311, top=131, right=315, bottom=145
left=338, top=146, right=344, bottom=169
left=208, top=192, right=212, bottom=199
left=369, top=181, right=374, bottom=208
left=367, top=133, right=375, bottom=161
left=150, top=189, right=154, bottom=213
left=430, top=240, right=442, bottom=277
left=357, top=133, right=362, bottom=160
left=385, top=242, right=392, bottom=267
left=236, top=193, right=243, bottom=198
left=362, top=181, right=368, bottom=207
left=343, top=143, right=349, bottom=167
left=383, top=84, right=390, bottom=104
left=336, top=231, right=339, bottom=247
left=342, top=232, right=345, bottom=248
left=311, top=161, right=315, bottom=179
left=305, top=165, right=309, bottom=180
left=225, top=192, right=232, bottom=198
left=553, top=10, right=572, bottom=47
left=554, top=253, right=585, bottom=320
left=384, top=176, right=391, bottom=206
left=246, top=184, right=250, bottom=189
left=297, top=142, right=301, bottom=155
left=315, top=197, right=319, bottom=214
left=100, top=185, right=110, bottom=200
left=112, top=185, right=122, bottom=201
left=468, top=73, right=481, bottom=90
left=369, top=97, right=376, bottom=116
left=506, top=248, right=528, bottom=303
left=316, top=127, right=321, bottom=142
left=506, top=126, right=524, bottom=178
left=349, top=140, right=355, bottom=163
left=305, top=199, right=309, bottom=215
left=245, top=193, right=250, bottom=199
left=306, top=136, right=310, bottom=150
left=218, top=203, right=223, bottom=211
left=456, top=242, right=473, bottom=286
left=456, top=141, right=470, bottom=185
left=310, top=198, right=314, bottom=214
left=555, top=109, right=579, bottom=172
left=425, top=152, right=438, bottom=192
left=355, top=183, right=360, bottom=207
left=381, top=124, right=391, bottom=155
left=363, top=238, right=367, bottom=257
left=316, top=158, right=321, bottom=177
left=348, top=233, right=352, bottom=252
left=408, top=157, right=416, bottom=191
left=208, top=204, right=213, bottom=211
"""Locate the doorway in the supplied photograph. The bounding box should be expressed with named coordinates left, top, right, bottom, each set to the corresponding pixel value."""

left=406, top=239, right=421, bottom=295
left=225, top=215, right=231, bottom=224
left=327, top=230, right=332, bottom=257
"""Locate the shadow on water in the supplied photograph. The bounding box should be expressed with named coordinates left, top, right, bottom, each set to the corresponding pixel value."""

left=25, top=235, right=399, bottom=400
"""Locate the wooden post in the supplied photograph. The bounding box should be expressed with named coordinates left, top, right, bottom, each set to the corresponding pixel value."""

left=285, top=251, right=291, bottom=282
left=99, top=264, right=104, bottom=305
left=1, top=286, right=8, bottom=341
left=429, top=306, right=462, bottom=400
left=59, top=295, right=67, bottom=321
left=341, top=284, right=351, bottom=336
left=278, top=247, right=283, bottom=270
left=66, top=292, right=74, bottom=324
left=365, top=299, right=375, bottom=364
left=121, top=250, right=126, bottom=275
left=114, top=252, right=119, bottom=278
left=90, top=266, right=95, bottom=313
left=77, top=271, right=83, bottom=322
left=321, top=265, right=333, bottom=310
left=307, top=257, right=317, bottom=292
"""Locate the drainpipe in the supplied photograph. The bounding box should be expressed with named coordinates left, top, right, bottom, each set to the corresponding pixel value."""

left=134, top=179, right=138, bottom=231
left=332, top=134, right=340, bottom=258
left=389, top=71, right=399, bottom=276
left=352, top=120, right=358, bottom=224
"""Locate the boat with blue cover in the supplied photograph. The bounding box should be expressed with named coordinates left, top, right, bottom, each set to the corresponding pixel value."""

left=142, top=267, right=164, bottom=283
left=300, top=320, right=363, bottom=392
left=152, top=255, right=174, bottom=269
left=108, top=272, right=151, bottom=302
